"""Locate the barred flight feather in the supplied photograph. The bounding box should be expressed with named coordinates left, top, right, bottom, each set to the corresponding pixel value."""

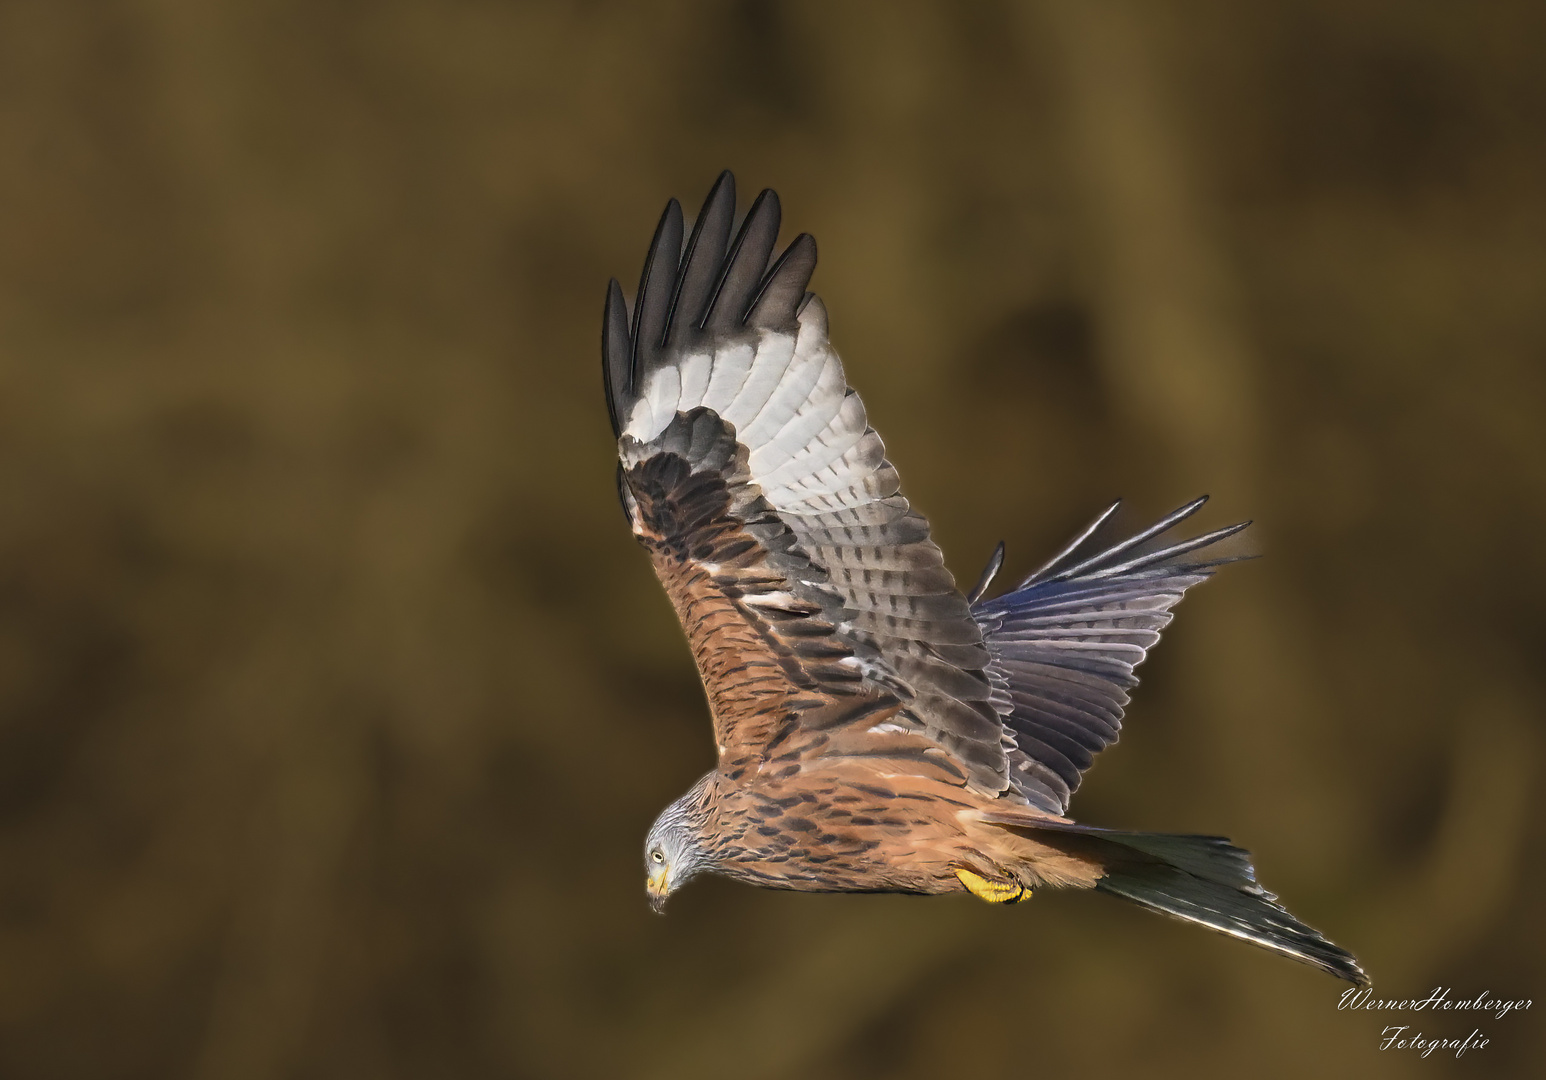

left=972, top=496, right=1251, bottom=813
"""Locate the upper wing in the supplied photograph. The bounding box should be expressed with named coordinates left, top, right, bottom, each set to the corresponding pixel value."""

left=970, top=498, right=1249, bottom=814
left=605, top=172, right=1005, bottom=792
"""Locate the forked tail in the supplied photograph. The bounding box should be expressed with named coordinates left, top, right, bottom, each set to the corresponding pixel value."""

left=1093, top=829, right=1368, bottom=985
left=988, top=815, right=1368, bottom=984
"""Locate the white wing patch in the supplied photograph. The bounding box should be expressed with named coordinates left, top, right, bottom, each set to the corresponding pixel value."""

left=621, top=299, right=879, bottom=524
left=699, top=343, right=754, bottom=415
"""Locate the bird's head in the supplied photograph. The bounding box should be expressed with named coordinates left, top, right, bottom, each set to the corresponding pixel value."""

left=644, top=788, right=712, bottom=913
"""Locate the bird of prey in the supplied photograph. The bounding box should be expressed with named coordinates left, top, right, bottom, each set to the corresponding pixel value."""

left=602, top=171, right=1366, bottom=985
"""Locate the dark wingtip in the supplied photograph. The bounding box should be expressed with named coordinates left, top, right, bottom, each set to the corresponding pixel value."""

left=607, top=176, right=825, bottom=433
left=602, top=278, right=631, bottom=437
left=1013, top=496, right=1254, bottom=590
left=631, top=197, right=685, bottom=386
left=967, top=540, right=1006, bottom=605
left=1017, top=498, right=1122, bottom=589
left=667, top=172, right=737, bottom=347
left=1048, top=495, right=1222, bottom=583
left=704, top=187, right=782, bottom=332
left=1086, top=518, right=1253, bottom=579
left=747, top=231, right=817, bottom=332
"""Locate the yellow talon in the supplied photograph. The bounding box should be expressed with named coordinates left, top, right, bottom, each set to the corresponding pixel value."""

left=956, top=867, right=1029, bottom=904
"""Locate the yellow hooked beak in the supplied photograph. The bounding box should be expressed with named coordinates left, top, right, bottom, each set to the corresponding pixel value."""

left=647, top=867, right=669, bottom=914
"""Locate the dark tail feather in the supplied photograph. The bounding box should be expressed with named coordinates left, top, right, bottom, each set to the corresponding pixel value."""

left=989, top=815, right=1369, bottom=985
left=1090, top=829, right=1369, bottom=985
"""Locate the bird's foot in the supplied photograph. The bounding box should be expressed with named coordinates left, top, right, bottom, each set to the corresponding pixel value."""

left=955, top=867, right=1030, bottom=904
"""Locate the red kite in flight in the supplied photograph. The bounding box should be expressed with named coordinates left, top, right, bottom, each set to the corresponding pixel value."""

left=603, top=172, right=1365, bottom=985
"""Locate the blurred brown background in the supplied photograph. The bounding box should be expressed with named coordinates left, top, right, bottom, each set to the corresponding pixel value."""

left=1, top=1, right=1542, bottom=1077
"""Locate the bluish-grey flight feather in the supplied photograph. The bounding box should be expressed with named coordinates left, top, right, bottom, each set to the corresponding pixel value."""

left=967, top=541, right=1006, bottom=604
left=1040, top=496, right=1209, bottom=584
left=974, top=500, right=1250, bottom=813
left=1017, top=499, right=1121, bottom=589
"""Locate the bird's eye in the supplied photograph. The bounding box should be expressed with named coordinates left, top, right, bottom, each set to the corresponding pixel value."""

left=650, top=850, right=664, bottom=864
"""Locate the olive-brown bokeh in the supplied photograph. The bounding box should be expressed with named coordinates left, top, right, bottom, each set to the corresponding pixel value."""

left=2, top=2, right=1542, bottom=1078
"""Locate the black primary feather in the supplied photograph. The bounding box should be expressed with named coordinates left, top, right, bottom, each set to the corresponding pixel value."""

left=746, top=232, right=818, bottom=332
left=630, top=198, right=684, bottom=391
left=602, top=279, right=632, bottom=437
left=1038, top=495, right=1210, bottom=585
left=666, top=171, right=736, bottom=347
left=1017, top=499, right=1122, bottom=589
left=967, top=541, right=1006, bottom=605
left=602, top=173, right=821, bottom=438
left=703, top=188, right=782, bottom=332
